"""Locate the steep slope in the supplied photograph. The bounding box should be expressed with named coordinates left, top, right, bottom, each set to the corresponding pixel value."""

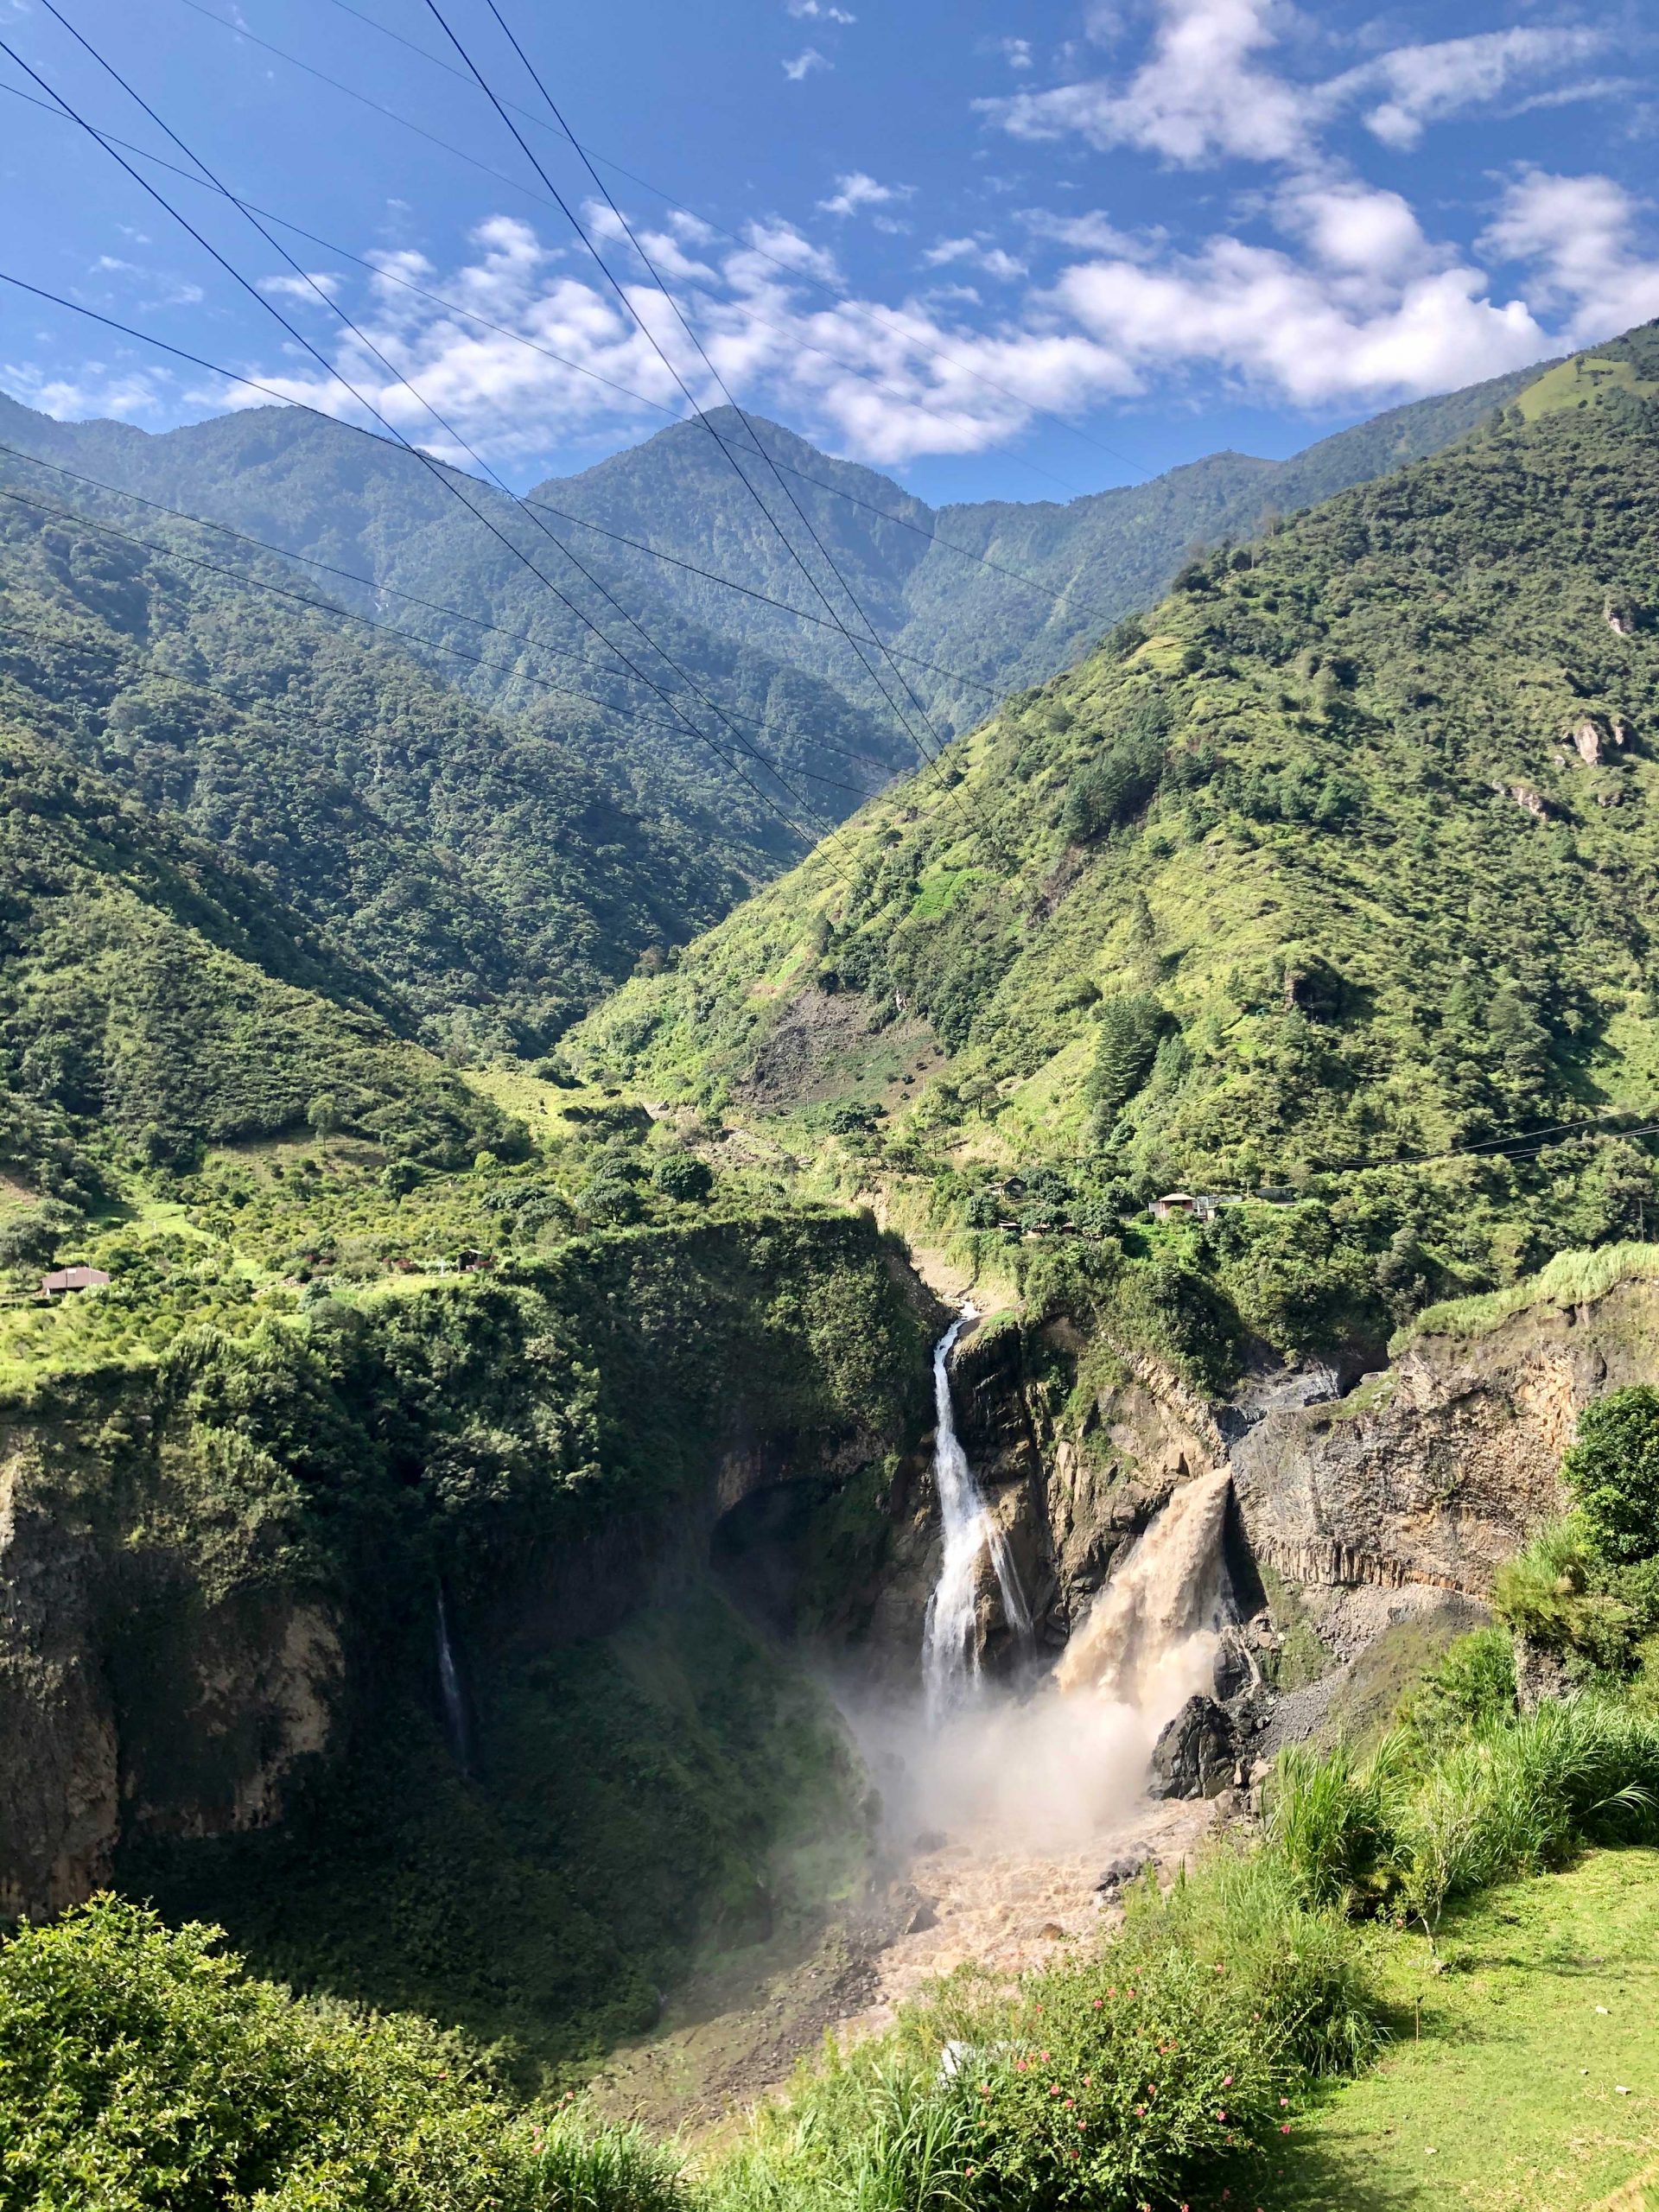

left=0, top=720, right=512, bottom=1191
left=0, top=454, right=756, bottom=1054
left=573, top=322, right=1659, bottom=1358
left=0, top=393, right=914, bottom=873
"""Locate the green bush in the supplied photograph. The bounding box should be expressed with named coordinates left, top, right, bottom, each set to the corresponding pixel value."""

left=652, top=1154, right=714, bottom=1204
left=0, top=1898, right=684, bottom=2212
left=1562, top=1385, right=1659, bottom=1565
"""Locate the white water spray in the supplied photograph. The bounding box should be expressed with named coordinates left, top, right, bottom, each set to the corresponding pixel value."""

left=920, top=1311, right=1031, bottom=1719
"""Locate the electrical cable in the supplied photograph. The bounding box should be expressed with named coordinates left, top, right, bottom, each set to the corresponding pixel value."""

left=0, top=478, right=886, bottom=801
left=422, top=0, right=1012, bottom=861
left=31, top=0, right=855, bottom=855
left=3, top=19, right=852, bottom=868
left=0, top=439, right=895, bottom=785
left=173, top=0, right=1151, bottom=493
left=0, top=75, right=1126, bottom=641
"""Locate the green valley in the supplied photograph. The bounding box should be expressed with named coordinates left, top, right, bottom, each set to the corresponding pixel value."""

left=8, top=288, right=1659, bottom=2212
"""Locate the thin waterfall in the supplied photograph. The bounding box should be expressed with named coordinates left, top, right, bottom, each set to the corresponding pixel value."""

left=435, top=1581, right=473, bottom=1777
left=921, top=1309, right=1031, bottom=1720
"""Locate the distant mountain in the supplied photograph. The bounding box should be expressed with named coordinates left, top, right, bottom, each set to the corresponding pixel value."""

left=530, top=364, right=1550, bottom=734
left=0, top=454, right=765, bottom=1058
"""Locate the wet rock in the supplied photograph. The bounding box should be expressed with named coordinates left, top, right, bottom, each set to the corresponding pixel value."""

left=906, top=1898, right=938, bottom=1934
left=1093, top=1850, right=1152, bottom=1892
left=1147, top=1694, right=1239, bottom=1801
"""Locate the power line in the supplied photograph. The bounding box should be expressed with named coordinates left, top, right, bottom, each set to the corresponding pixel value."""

left=33, top=0, right=856, bottom=857
left=0, top=440, right=894, bottom=786
left=5, top=17, right=852, bottom=870
left=0, top=276, right=911, bottom=781
left=173, top=0, right=1151, bottom=493
left=0, top=76, right=1128, bottom=644
left=1281, top=1105, right=1659, bottom=1183
left=462, top=0, right=1004, bottom=850
left=423, top=0, right=1012, bottom=862
left=0, top=477, right=883, bottom=804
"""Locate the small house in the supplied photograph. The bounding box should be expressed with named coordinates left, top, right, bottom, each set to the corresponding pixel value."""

left=1147, top=1192, right=1245, bottom=1224
left=41, top=1265, right=111, bottom=1297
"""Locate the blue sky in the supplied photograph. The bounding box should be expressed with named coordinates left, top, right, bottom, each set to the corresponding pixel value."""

left=1, top=0, right=1657, bottom=505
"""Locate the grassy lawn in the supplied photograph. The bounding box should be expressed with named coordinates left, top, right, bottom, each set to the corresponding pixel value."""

left=1267, top=1850, right=1659, bottom=2211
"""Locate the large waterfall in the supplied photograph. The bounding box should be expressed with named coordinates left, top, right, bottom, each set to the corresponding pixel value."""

left=1054, top=1468, right=1233, bottom=1710
left=920, top=1311, right=1031, bottom=1719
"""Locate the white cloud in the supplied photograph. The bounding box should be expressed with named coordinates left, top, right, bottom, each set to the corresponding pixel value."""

left=1333, top=28, right=1609, bottom=150
left=261, top=271, right=343, bottom=304
left=785, top=0, right=854, bottom=18
left=782, top=46, right=830, bottom=79
left=922, top=236, right=1027, bottom=280
left=1001, top=36, right=1033, bottom=70
left=978, top=3, right=1622, bottom=169
left=819, top=171, right=910, bottom=218
left=1019, top=207, right=1154, bottom=258
left=3, top=360, right=171, bottom=421
left=978, top=0, right=1310, bottom=165
left=1482, top=169, right=1659, bottom=342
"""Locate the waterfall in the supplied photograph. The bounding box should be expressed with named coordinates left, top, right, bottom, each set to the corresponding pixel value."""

left=1054, top=1468, right=1234, bottom=1716
left=921, top=1310, right=1031, bottom=1720
left=435, top=1582, right=473, bottom=1777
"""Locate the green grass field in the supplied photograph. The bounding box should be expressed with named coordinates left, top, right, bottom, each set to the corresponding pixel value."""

left=1268, top=1851, right=1659, bottom=2211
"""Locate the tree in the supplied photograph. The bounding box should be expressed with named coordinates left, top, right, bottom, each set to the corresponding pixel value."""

left=1562, top=1386, right=1659, bottom=1565
left=1089, top=994, right=1163, bottom=1121
left=652, top=1154, right=713, bottom=1204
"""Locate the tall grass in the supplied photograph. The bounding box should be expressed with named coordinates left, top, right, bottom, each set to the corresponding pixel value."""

left=1268, top=1694, right=1659, bottom=1939
left=515, top=2107, right=690, bottom=2211
left=702, top=1849, right=1376, bottom=2212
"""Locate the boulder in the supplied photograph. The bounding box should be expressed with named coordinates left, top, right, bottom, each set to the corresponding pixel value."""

left=1147, top=1694, right=1239, bottom=1801
left=1093, top=1849, right=1153, bottom=1892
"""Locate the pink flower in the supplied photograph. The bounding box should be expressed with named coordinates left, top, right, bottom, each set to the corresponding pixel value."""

left=1223, top=2075, right=1233, bottom=2088
left=1217, top=2110, right=1227, bottom=2121
left=1281, top=2124, right=1292, bottom=2135
left=1280, top=2097, right=1289, bottom=2107
left=1065, top=2098, right=1075, bottom=2108
left=1092, top=1997, right=1103, bottom=2008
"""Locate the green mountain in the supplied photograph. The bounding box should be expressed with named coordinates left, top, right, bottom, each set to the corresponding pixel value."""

left=573, top=326, right=1659, bottom=1362
left=0, top=716, right=513, bottom=1200
left=0, top=451, right=766, bottom=1058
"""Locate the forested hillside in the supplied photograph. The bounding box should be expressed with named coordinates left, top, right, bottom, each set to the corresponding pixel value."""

left=0, top=452, right=766, bottom=1058
left=0, top=353, right=1541, bottom=850
left=575, top=326, right=1659, bottom=1362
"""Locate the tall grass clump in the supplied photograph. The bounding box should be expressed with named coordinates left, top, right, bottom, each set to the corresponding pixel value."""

left=1265, top=1673, right=1659, bottom=1942
left=705, top=1850, right=1376, bottom=2212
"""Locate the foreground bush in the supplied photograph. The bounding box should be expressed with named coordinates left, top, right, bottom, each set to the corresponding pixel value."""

left=704, top=1848, right=1373, bottom=2211
left=0, top=1898, right=685, bottom=2212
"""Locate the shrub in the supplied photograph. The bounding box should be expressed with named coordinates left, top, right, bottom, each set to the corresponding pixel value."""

left=0, top=1898, right=684, bottom=2212
left=652, top=1154, right=714, bottom=1205
left=1562, top=1385, right=1659, bottom=1565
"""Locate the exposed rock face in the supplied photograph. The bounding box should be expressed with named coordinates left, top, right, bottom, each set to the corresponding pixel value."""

left=0, top=1438, right=343, bottom=1917
left=1231, top=1275, right=1659, bottom=1597
left=1147, top=1694, right=1239, bottom=1800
